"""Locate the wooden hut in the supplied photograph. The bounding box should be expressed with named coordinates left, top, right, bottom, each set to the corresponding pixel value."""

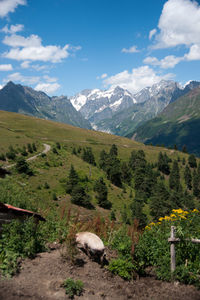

left=0, top=202, right=45, bottom=233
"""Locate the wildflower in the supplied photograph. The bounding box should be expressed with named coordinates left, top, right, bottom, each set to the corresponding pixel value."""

left=192, top=209, right=199, bottom=213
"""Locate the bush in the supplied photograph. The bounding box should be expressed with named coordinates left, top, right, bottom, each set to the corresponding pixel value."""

left=63, top=278, right=84, bottom=299
left=0, top=153, right=6, bottom=161
left=0, top=218, right=45, bottom=276
left=108, top=258, right=135, bottom=280
left=135, top=209, right=200, bottom=286
left=15, top=157, right=32, bottom=175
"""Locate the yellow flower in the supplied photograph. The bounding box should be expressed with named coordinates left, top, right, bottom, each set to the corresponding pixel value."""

left=149, top=222, right=156, bottom=226
left=170, top=214, right=177, bottom=218
left=159, top=217, right=164, bottom=222
left=192, top=209, right=199, bottom=213
left=164, top=216, right=171, bottom=221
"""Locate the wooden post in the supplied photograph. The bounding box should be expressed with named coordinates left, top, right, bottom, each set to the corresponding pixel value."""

left=170, top=226, right=176, bottom=273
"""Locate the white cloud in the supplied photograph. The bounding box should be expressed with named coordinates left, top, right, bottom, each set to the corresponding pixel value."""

left=153, top=0, right=200, bottom=48
left=0, top=64, right=13, bottom=71
left=0, top=0, right=26, bottom=18
left=3, top=34, right=42, bottom=48
left=35, top=82, right=60, bottom=94
left=43, top=75, right=57, bottom=83
left=0, top=85, right=3, bottom=89
left=144, top=55, right=183, bottom=69
left=121, top=45, right=139, bottom=53
left=4, top=72, right=40, bottom=85
left=2, top=32, right=81, bottom=63
left=185, top=44, right=200, bottom=60
left=103, top=66, right=174, bottom=94
left=2, top=24, right=24, bottom=34
left=149, top=29, right=157, bottom=40
left=20, top=60, right=30, bottom=69
left=101, top=73, right=107, bottom=79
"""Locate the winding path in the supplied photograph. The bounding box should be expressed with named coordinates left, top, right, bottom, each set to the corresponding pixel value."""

left=4, top=143, right=51, bottom=169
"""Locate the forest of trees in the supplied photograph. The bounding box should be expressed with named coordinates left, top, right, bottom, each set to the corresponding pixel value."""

left=67, top=144, right=200, bottom=227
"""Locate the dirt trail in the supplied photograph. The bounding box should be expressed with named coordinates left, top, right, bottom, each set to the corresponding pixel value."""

left=5, top=143, right=51, bottom=169
left=1, top=247, right=200, bottom=300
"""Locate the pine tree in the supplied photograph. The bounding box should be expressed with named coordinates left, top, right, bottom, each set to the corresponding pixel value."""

left=169, top=160, right=181, bottom=191
left=94, top=177, right=111, bottom=209
left=71, top=184, right=92, bottom=209
left=82, top=147, right=96, bottom=165
left=188, top=154, right=197, bottom=168
left=109, top=144, right=118, bottom=157
left=129, top=150, right=146, bottom=171
left=107, top=157, right=122, bottom=187
left=184, top=164, right=192, bottom=190
left=130, top=192, right=147, bottom=228
left=182, top=190, right=195, bottom=210
left=32, top=143, right=37, bottom=152
left=169, top=189, right=183, bottom=210
left=99, top=150, right=108, bottom=170
left=121, top=162, right=132, bottom=185
left=193, top=169, right=200, bottom=198
left=66, top=165, right=79, bottom=194
left=27, top=143, right=33, bottom=153
left=182, top=145, right=188, bottom=153
left=149, top=181, right=170, bottom=220
left=15, top=157, right=32, bottom=175
left=157, top=152, right=170, bottom=175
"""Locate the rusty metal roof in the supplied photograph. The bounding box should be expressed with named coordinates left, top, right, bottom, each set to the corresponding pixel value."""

left=0, top=202, right=45, bottom=221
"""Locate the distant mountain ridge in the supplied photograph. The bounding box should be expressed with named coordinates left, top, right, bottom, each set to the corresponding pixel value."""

left=133, top=86, right=200, bottom=156
left=0, top=81, right=92, bottom=130
left=70, top=80, right=200, bottom=136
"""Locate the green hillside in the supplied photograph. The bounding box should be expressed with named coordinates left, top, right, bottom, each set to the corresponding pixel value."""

left=133, top=87, right=200, bottom=156
left=1, top=110, right=200, bottom=285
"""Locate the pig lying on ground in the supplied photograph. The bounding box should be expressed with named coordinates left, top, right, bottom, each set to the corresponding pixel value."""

left=75, top=232, right=106, bottom=265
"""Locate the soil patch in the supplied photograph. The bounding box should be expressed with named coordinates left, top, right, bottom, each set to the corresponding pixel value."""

left=1, top=247, right=200, bottom=300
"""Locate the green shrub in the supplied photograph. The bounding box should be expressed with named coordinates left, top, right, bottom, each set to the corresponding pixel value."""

left=0, top=218, right=45, bottom=276
left=108, top=258, right=134, bottom=280
left=15, top=157, right=32, bottom=175
left=0, top=153, right=6, bottom=161
left=135, top=209, right=200, bottom=286
left=63, top=278, right=84, bottom=299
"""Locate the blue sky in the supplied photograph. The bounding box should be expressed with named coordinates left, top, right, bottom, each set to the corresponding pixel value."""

left=0, top=0, right=200, bottom=96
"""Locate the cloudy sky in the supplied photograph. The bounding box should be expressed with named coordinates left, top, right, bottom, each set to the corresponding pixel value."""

left=0, top=0, right=200, bottom=96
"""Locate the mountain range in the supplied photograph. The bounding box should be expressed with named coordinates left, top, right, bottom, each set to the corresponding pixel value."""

left=70, top=80, right=200, bottom=136
left=133, top=85, right=200, bottom=156
left=1, top=79, right=200, bottom=155
left=0, top=81, right=91, bottom=130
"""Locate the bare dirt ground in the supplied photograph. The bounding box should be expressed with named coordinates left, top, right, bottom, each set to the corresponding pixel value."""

left=1, top=246, right=200, bottom=300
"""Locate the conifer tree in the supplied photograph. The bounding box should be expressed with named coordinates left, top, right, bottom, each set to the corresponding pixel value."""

left=121, top=162, right=132, bottom=185
left=149, top=181, right=170, bottom=220
left=182, top=145, right=188, bottom=153
left=99, top=150, right=108, bottom=171
left=193, top=169, right=200, bottom=198
left=169, top=160, right=181, bottom=191
left=182, top=190, right=195, bottom=210
left=188, top=154, right=197, bottom=168
left=71, top=184, right=92, bottom=208
left=94, top=177, right=111, bottom=209
left=184, top=164, right=192, bottom=190
left=66, top=165, right=79, bottom=193
left=82, top=147, right=96, bottom=166
left=130, top=191, right=147, bottom=228
left=157, top=152, right=170, bottom=175
left=27, top=143, right=33, bottom=153
left=109, top=144, right=118, bottom=157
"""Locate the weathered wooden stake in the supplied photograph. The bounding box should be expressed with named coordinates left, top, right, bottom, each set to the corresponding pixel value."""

left=169, top=226, right=176, bottom=273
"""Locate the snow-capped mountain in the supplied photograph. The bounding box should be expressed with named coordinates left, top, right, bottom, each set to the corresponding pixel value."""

left=70, top=86, right=136, bottom=125
left=70, top=80, right=200, bottom=136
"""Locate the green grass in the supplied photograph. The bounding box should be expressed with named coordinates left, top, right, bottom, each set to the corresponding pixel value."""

left=0, top=110, right=196, bottom=220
